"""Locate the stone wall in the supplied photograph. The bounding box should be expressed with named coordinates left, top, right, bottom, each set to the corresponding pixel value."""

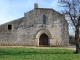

left=0, top=7, right=69, bottom=46
left=18, top=8, right=69, bottom=46
left=0, top=18, right=24, bottom=45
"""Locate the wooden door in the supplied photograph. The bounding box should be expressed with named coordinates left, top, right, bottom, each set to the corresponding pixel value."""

left=39, top=34, right=48, bottom=45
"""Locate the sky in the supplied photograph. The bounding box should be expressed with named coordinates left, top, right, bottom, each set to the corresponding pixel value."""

left=0, top=0, right=74, bottom=36
left=0, top=0, right=60, bottom=24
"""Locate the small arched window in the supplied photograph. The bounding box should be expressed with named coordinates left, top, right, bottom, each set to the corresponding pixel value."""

left=43, top=15, right=46, bottom=24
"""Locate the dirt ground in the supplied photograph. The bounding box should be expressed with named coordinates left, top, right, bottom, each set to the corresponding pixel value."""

left=0, top=44, right=76, bottom=50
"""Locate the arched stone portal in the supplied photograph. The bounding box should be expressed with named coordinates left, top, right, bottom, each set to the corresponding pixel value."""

left=39, top=34, right=48, bottom=45
left=36, top=29, right=52, bottom=46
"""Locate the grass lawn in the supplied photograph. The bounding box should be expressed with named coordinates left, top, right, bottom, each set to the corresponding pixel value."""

left=0, top=47, right=80, bottom=60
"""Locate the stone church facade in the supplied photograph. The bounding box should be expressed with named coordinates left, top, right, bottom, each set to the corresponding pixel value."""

left=0, top=4, right=69, bottom=46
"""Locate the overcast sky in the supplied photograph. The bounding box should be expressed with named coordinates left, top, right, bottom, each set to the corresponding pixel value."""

left=0, top=0, right=74, bottom=36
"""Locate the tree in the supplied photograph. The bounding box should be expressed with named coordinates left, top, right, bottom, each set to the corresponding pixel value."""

left=58, top=0, right=80, bottom=53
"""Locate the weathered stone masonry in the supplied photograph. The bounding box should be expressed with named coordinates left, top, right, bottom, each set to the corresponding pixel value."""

left=0, top=4, right=69, bottom=46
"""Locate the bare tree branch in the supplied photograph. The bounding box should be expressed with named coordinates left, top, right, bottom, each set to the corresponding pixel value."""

left=58, top=0, right=80, bottom=54
left=77, top=0, right=80, bottom=3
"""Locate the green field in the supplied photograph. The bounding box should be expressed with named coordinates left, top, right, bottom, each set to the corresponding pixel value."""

left=0, top=47, right=80, bottom=60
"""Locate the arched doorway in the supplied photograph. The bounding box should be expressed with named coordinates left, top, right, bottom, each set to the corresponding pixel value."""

left=39, top=34, right=48, bottom=45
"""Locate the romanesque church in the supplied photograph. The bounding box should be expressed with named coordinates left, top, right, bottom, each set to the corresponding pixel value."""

left=0, top=3, right=69, bottom=46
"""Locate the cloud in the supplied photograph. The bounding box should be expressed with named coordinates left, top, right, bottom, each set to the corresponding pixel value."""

left=0, top=0, right=32, bottom=24
left=0, top=0, right=59, bottom=25
left=50, top=0, right=58, bottom=7
left=0, top=0, right=9, bottom=24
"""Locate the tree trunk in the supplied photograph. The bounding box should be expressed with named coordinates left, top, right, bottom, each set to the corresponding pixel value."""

left=75, top=26, right=80, bottom=53
left=76, top=43, right=80, bottom=53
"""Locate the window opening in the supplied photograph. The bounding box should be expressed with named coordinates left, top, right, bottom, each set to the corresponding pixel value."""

left=8, top=25, right=12, bottom=30
left=43, top=15, right=46, bottom=24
